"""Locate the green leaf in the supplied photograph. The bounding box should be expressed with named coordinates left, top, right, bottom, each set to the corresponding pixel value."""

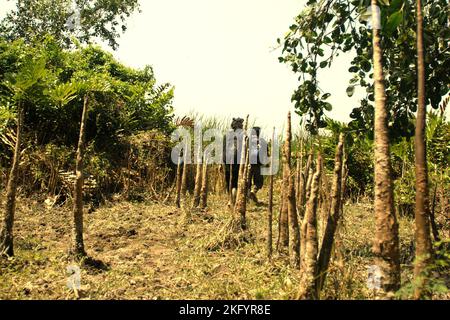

left=322, top=93, right=331, bottom=100
left=386, top=11, right=403, bottom=33
left=359, top=7, right=372, bottom=22
left=391, top=0, right=403, bottom=9
left=48, top=82, right=78, bottom=106
left=361, top=60, right=372, bottom=72
left=346, top=86, right=355, bottom=97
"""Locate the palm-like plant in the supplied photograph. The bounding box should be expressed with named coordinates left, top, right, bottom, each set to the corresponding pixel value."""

left=0, top=55, right=47, bottom=256
left=65, top=75, right=112, bottom=259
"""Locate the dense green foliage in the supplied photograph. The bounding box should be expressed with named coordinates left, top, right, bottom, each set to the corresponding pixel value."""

left=279, top=0, right=449, bottom=136
left=1, top=0, right=140, bottom=49
left=321, top=111, right=449, bottom=216
left=0, top=37, right=174, bottom=198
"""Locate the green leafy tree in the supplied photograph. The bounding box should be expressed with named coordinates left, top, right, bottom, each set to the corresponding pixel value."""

left=1, top=0, right=140, bottom=49
left=65, top=76, right=111, bottom=258
left=278, top=0, right=449, bottom=137
left=0, top=37, right=174, bottom=205
left=0, top=38, right=174, bottom=152
left=0, top=53, right=48, bottom=256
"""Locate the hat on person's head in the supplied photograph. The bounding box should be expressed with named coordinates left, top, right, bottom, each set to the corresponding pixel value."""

left=231, top=118, right=244, bottom=130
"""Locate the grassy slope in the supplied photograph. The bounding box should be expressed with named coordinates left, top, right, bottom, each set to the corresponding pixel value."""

left=0, top=188, right=447, bottom=300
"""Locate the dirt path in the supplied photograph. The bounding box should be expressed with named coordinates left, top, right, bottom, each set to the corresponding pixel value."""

left=84, top=202, right=185, bottom=299
left=0, top=194, right=428, bottom=300
left=0, top=199, right=187, bottom=299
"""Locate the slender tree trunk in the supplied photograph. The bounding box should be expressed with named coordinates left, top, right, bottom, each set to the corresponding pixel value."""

left=181, top=149, right=189, bottom=197
left=371, top=0, right=401, bottom=297
left=335, top=152, right=348, bottom=268
left=217, top=165, right=226, bottom=195
left=241, top=143, right=251, bottom=229
left=278, top=127, right=290, bottom=252
left=199, top=157, right=209, bottom=210
left=300, top=166, right=313, bottom=266
left=276, top=191, right=285, bottom=250
left=319, top=157, right=331, bottom=245
left=298, top=154, right=322, bottom=300
left=285, top=112, right=300, bottom=267
left=320, top=158, right=331, bottom=215
left=71, top=95, right=89, bottom=258
left=0, top=104, right=23, bottom=257
left=228, top=163, right=234, bottom=207
left=340, top=151, right=348, bottom=216
left=267, top=128, right=276, bottom=259
left=245, top=147, right=252, bottom=191
left=234, top=116, right=249, bottom=230
left=414, top=0, right=433, bottom=300
left=301, top=152, right=313, bottom=211
left=296, top=139, right=304, bottom=214
left=316, top=134, right=344, bottom=292
left=193, top=143, right=203, bottom=208
left=175, top=154, right=182, bottom=209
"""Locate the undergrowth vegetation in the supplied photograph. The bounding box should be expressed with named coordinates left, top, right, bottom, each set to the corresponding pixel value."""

left=0, top=0, right=449, bottom=301
left=0, top=189, right=447, bottom=300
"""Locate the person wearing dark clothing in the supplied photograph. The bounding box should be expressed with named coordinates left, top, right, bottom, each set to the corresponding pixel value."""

left=248, top=126, right=266, bottom=204
left=223, top=118, right=244, bottom=206
left=223, top=119, right=266, bottom=206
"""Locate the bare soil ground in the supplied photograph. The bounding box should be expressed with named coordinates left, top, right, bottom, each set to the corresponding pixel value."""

left=0, top=190, right=447, bottom=300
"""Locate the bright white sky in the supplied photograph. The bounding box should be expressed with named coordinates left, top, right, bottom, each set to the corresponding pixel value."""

left=1, top=0, right=365, bottom=132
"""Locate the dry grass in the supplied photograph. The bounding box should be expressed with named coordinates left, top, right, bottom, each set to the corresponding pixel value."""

left=0, top=188, right=448, bottom=300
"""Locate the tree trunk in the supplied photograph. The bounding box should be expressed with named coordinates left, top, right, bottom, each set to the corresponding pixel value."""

left=340, top=151, right=348, bottom=215
left=316, top=134, right=344, bottom=292
left=296, top=139, right=304, bottom=214
left=0, top=104, right=23, bottom=257
left=300, top=165, right=313, bottom=266
left=286, top=112, right=300, bottom=267
left=228, top=163, right=234, bottom=207
left=276, top=191, right=285, bottom=250
left=298, top=154, right=322, bottom=300
left=278, top=129, right=290, bottom=252
left=371, top=0, right=401, bottom=297
left=267, top=128, right=276, bottom=259
left=71, top=95, right=89, bottom=258
left=216, top=165, right=226, bottom=195
left=192, top=143, right=203, bottom=208
left=234, top=116, right=249, bottom=230
left=335, top=151, right=348, bottom=268
left=413, top=0, right=433, bottom=300
left=181, top=149, right=189, bottom=197
left=199, top=157, right=209, bottom=210
left=241, top=143, right=251, bottom=229
left=175, top=154, right=182, bottom=209
left=303, top=153, right=313, bottom=207
left=320, top=158, right=331, bottom=215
